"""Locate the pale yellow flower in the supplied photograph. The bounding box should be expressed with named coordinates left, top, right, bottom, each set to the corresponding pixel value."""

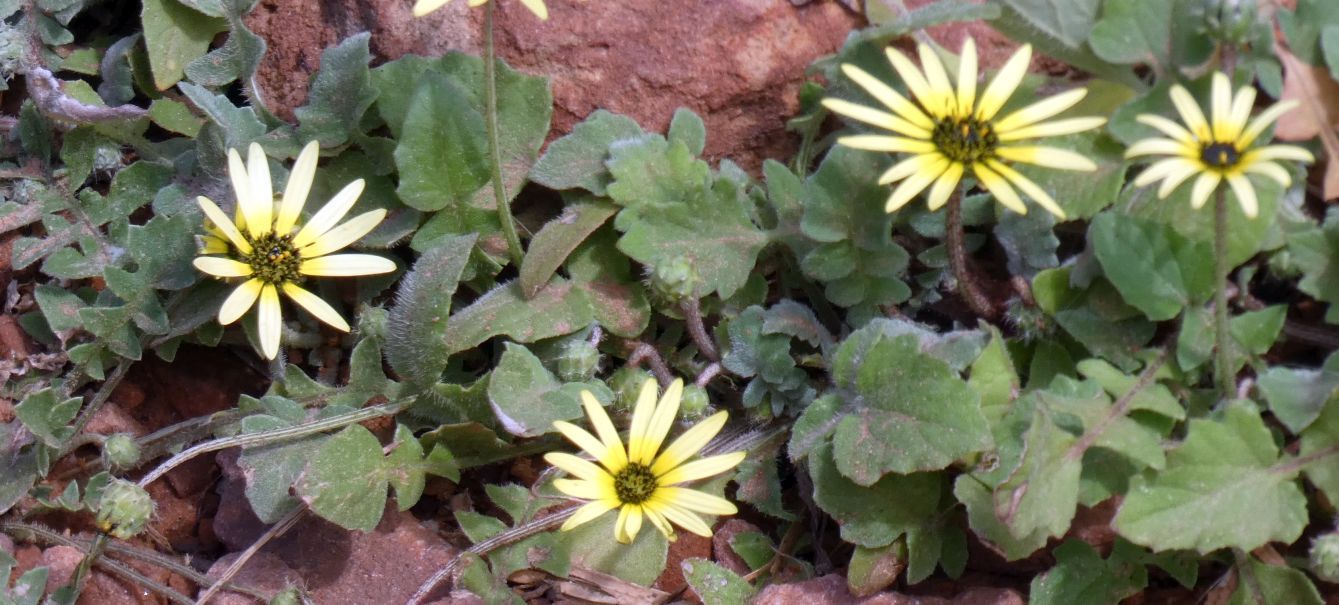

left=823, top=39, right=1107, bottom=218
left=544, top=379, right=746, bottom=544
left=1125, top=72, right=1314, bottom=218
left=412, top=0, right=548, bottom=19
left=193, top=141, right=395, bottom=359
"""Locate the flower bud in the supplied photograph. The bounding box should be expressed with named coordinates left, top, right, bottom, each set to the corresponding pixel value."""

left=96, top=479, right=154, bottom=539
left=608, top=367, right=654, bottom=412
left=556, top=340, right=601, bottom=383
left=103, top=434, right=141, bottom=470
left=1311, top=532, right=1339, bottom=583
left=649, top=256, right=702, bottom=303
left=678, top=385, right=711, bottom=420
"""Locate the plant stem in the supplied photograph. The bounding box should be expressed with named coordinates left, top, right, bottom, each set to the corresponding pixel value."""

left=945, top=187, right=995, bottom=319
left=1213, top=187, right=1234, bottom=398
left=484, top=1, right=525, bottom=267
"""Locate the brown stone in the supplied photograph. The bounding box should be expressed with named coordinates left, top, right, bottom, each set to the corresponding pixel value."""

left=203, top=551, right=299, bottom=605
left=712, top=518, right=763, bottom=576
left=0, top=315, right=32, bottom=360
left=655, top=526, right=712, bottom=598
left=242, top=0, right=859, bottom=172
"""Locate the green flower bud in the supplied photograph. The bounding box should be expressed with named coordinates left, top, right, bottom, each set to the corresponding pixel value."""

left=96, top=479, right=154, bottom=539
left=103, top=434, right=140, bottom=470
left=678, top=385, right=711, bottom=420
left=556, top=340, right=601, bottom=383
left=1003, top=299, right=1052, bottom=342
left=608, top=367, right=654, bottom=412
left=649, top=256, right=702, bottom=303
left=269, top=587, right=304, bottom=605
left=1310, top=532, right=1339, bottom=583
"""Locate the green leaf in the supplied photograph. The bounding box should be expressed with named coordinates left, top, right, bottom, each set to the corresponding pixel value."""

left=1114, top=404, right=1308, bottom=553
left=141, top=0, right=225, bottom=90
left=15, top=389, right=82, bottom=447
left=295, top=32, right=377, bottom=146
left=993, top=402, right=1081, bottom=540
left=607, top=137, right=766, bottom=299
left=393, top=72, right=490, bottom=212
left=442, top=280, right=594, bottom=355
left=486, top=343, right=588, bottom=437
left=809, top=443, right=941, bottom=548
left=148, top=98, right=203, bottom=136
left=1014, top=132, right=1128, bottom=220
left=34, top=285, right=87, bottom=333
left=386, top=234, right=475, bottom=389
left=1000, top=0, right=1098, bottom=48
left=1299, top=399, right=1339, bottom=504
left=1279, top=0, right=1339, bottom=65
left=1260, top=352, right=1339, bottom=434
left=237, top=398, right=325, bottom=522
left=1228, top=558, right=1324, bottom=605
left=969, top=326, right=1019, bottom=421
left=1290, top=208, right=1339, bottom=323
left=847, top=542, right=905, bottom=597
left=179, top=81, right=265, bottom=151
left=682, top=558, right=755, bottom=605
left=530, top=110, right=644, bottom=194
left=519, top=201, right=617, bottom=298
left=828, top=325, right=990, bottom=484
left=1123, top=171, right=1282, bottom=268
left=1030, top=540, right=1147, bottom=605
left=667, top=108, right=707, bottom=156
left=1090, top=212, right=1213, bottom=321
left=295, top=424, right=388, bottom=532
left=954, top=474, right=1050, bottom=560
left=1324, top=25, right=1339, bottom=81
left=183, top=0, right=264, bottom=87
left=557, top=511, right=668, bottom=585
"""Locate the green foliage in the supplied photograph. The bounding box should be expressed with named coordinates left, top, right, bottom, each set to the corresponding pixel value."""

left=683, top=558, right=755, bottom=605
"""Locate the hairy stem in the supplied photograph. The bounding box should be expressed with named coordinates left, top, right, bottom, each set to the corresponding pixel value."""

left=1213, top=187, right=1234, bottom=398
left=484, top=1, right=525, bottom=267
left=680, top=299, right=719, bottom=361
left=945, top=187, right=995, bottom=319
left=59, top=362, right=130, bottom=457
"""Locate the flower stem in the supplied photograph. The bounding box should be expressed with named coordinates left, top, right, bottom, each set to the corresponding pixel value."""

left=945, top=187, right=995, bottom=319
left=483, top=1, right=525, bottom=267
left=1213, top=186, right=1234, bottom=398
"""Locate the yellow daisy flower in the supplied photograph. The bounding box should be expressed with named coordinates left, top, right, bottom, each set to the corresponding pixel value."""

left=823, top=39, right=1107, bottom=218
left=544, top=378, right=747, bottom=544
left=193, top=141, right=396, bottom=359
left=1125, top=72, right=1314, bottom=218
left=412, top=0, right=548, bottom=19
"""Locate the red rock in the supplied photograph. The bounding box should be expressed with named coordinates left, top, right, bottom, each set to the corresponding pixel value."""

left=712, top=518, right=763, bottom=576
left=656, top=527, right=712, bottom=598
left=242, top=0, right=859, bottom=172
left=950, top=587, right=1026, bottom=605
left=0, top=315, right=32, bottom=359
left=1066, top=498, right=1120, bottom=556
left=147, top=480, right=204, bottom=553
left=203, top=551, right=300, bottom=605
left=753, top=573, right=951, bottom=605
left=40, top=544, right=146, bottom=605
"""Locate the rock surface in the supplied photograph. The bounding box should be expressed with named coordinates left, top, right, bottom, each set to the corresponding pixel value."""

left=244, top=0, right=860, bottom=171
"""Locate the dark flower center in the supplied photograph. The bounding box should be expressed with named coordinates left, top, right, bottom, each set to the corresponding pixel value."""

left=245, top=232, right=302, bottom=285
left=613, top=462, right=658, bottom=505
left=1200, top=141, right=1241, bottom=169
left=932, top=117, right=998, bottom=164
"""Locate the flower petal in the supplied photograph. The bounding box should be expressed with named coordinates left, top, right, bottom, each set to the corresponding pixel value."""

left=553, top=478, right=613, bottom=501
left=193, top=256, right=253, bottom=278
left=1222, top=84, right=1256, bottom=143
left=836, top=135, right=936, bottom=154
left=1190, top=172, right=1222, bottom=210
left=996, top=117, right=1106, bottom=142
left=197, top=196, right=252, bottom=254
left=1243, top=161, right=1292, bottom=187
left=544, top=452, right=611, bottom=483
left=994, top=146, right=1097, bottom=171
left=976, top=43, right=1031, bottom=121
left=1239, top=100, right=1299, bottom=148
left=560, top=499, right=618, bottom=532
left=281, top=283, right=350, bottom=332
left=839, top=64, right=933, bottom=129
left=925, top=161, right=964, bottom=211
left=987, top=160, right=1066, bottom=219
left=650, top=411, right=727, bottom=478
left=292, top=179, right=366, bottom=248
left=1169, top=84, right=1211, bottom=140
left=1210, top=72, right=1232, bottom=141
left=1243, top=145, right=1315, bottom=164
left=299, top=254, right=396, bottom=277
left=1125, top=137, right=1193, bottom=159
left=955, top=38, right=978, bottom=119
left=650, top=501, right=713, bottom=537
left=226, top=148, right=256, bottom=233
left=821, top=99, right=929, bottom=138
left=244, top=143, right=273, bottom=236
left=257, top=283, right=282, bottom=359
left=917, top=43, right=955, bottom=117
left=1225, top=173, right=1259, bottom=218
left=656, top=451, right=747, bottom=486
left=1156, top=160, right=1203, bottom=199
left=581, top=391, right=628, bottom=471
left=885, top=155, right=949, bottom=212
left=641, top=378, right=683, bottom=463
left=626, top=378, right=659, bottom=464
left=974, top=162, right=1027, bottom=215
left=621, top=504, right=643, bottom=544
left=412, top=0, right=452, bottom=16
left=300, top=209, right=387, bottom=258
left=554, top=420, right=616, bottom=471
left=519, top=0, right=548, bottom=19
left=218, top=279, right=263, bottom=325
left=993, top=88, right=1088, bottom=134
left=276, top=141, right=320, bottom=235
left=642, top=505, right=676, bottom=542
left=878, top=153, right=938, bottom=185
left=1136, top=114, right=1198, bottom=146
left=655, top=487, right=738, bottom=516
left=614, top=504, right=635, bottom=544
left=884, top=47, right=939, bottom=118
